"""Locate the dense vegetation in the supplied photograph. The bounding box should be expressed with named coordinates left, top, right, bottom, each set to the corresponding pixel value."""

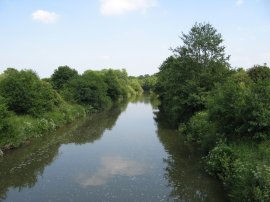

left=136, top=74, right=157, bottom=92
left=155, top=22, right=270, bottom=201
left=0, top=67, right=142, bottom=150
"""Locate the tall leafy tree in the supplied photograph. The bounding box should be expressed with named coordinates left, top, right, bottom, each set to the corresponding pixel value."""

left=173, top=22, right=229, bottom=66
left=156, top=22, right=231, bottom=124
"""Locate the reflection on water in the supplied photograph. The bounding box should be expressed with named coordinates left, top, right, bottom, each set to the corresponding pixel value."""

left=0, top=102, right=127, bottom=201
left=0, top=95, right=227, bottom=202
left=78, top=155, right=146, bottom=186
left=154, top=110, right=228, bottom=202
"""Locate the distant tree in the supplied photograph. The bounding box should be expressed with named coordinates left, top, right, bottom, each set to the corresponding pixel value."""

left=138, top=74, right=157, bottom=91
left=51, top=66, right=78, bottom=90
left=128, top=79, right=143, bottom=94
left=247, top=65, right=270, bottom=83
left=63, top=71, right=110, bottom=110
left=101, top=69, right=125, bottom=100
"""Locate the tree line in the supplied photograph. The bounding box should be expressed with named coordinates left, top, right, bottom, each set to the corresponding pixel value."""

left=154, top=22, right=270, bottom=202
left=0, top=67, right=143, bottom=150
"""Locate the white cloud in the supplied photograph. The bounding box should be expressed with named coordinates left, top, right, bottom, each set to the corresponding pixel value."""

left=236, top=0, right=244, bottom=6
left=100, top=0, right=157, bottom=16
left=77, top=155, right=146, bottom=187
left=32, top=10, right=59, bottom=23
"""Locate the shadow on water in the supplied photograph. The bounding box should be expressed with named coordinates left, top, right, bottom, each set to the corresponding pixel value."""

left=153, top=100, right=228, bottom=202
left=0, top=101, right=129, bottom=201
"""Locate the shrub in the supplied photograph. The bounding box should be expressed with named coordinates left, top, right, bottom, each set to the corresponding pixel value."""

left=63, top=71, right=111, bottom=110
left=0, top=96, right=11, bottom=142
left=204, top=143, right=236, bottom=183
left=51, top=66, right=78, bottom=90
left=180, top=111, right=219, bottom=152
left=247, top=65, right=270, bottom=83
left=0, top=69, right=61, bottom=116
left=208, top=70, right=270, bottom=140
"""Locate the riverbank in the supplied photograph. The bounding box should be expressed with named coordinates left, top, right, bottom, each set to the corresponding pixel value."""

left=0, top=103, right=86, bottom=152
left=0, top=67, right=143, bottom=154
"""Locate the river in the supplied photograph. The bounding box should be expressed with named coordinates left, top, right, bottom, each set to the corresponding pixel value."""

left=0, top=95, right=227, bottom=202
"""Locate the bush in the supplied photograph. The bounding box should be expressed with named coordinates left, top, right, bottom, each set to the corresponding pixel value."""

left=247, top=65, right=270, bottom=83
left=208, top=70, right=270, bottom=140
left=204, top=143, right=236, bottom=183
left=179, top=111, right=219, bottom=152
left=63, top=71, right=111, bottom=110
left=0, top=96, right=11, bottom=142
left=128, top=79, right=143, bottom=95
left=51, top=66, right=78, bottom=90
left=205, top=142, right=270, bottom=202
left=0, top=69, right=61, bottom=116
left=230, top=162, right=270, bottom=202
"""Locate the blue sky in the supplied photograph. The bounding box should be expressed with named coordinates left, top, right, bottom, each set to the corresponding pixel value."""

left=0, top=0, right=269, bottom=77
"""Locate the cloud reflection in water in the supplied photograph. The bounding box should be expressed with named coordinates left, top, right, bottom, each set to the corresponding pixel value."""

left=78, top=155, right=146, bottom=186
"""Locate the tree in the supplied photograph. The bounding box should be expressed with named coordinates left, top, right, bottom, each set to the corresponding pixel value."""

left=51, top=66, right=78, bottom=90
left=0, top=69, right=61, bottom=116
left=247, top=65, right=270, bottom=83
left=173, top=22, right=229, bottom=66
left=208, top=69, right=270, bottom=140
left=63, top=71, right=111, bottom=110
left=101, top=69, right=126, bottom=100
left=156, top=23, right=231, bottom=124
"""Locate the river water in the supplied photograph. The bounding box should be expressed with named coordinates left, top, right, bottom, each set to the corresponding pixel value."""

left=0, top=96, right=227, bottom=202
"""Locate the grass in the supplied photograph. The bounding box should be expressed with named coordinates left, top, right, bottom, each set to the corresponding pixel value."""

left=0, top=103, right=86, bottom=149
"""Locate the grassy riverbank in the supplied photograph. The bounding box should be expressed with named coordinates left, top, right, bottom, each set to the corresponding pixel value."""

left=0, top=103, right=86, bottom=149
left=0, top=66, right=142, bottom=152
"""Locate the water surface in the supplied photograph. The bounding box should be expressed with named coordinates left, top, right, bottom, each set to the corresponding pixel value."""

left=0, top=96, right=227, bottom=201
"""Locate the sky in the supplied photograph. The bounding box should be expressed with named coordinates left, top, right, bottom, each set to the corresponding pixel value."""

left=0, top=0, right=269, bottom=77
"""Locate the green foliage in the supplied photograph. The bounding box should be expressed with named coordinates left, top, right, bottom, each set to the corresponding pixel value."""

left=0, top=65, right=141, bottom=151
left=128, top=79, right=143, bottom=95
left=155, top=23, right=230, bottom=124
left=247, top=65, right=270, bottom=83
left=51, top=66, right=78, bottom=90
left=0, top=101, right=86, bottom=148
left=102, top=69, right=125, bottom=100
left=0, top=69, right=61, bottom=116
left=205, top=142, right=270, bottom=202
left=138, top=74, right=157, bottom=91
left=208, top=70, right=270, bottom=140
left=174, top=22, right=229, bottom=65
left=207, top=71, right=252, bottom=138
left=0, top=96, right=11, bottom=137
left=180, top=111, right=219, bottom=152
left=204, top=143, right=236, bottom=183
left=155, top=23, right=270, bottom=201
left=63, top=71, right=111, bottom=110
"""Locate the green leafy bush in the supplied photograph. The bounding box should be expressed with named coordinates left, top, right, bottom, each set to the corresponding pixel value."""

left=205, top=142, right=270, bottom=202
left=208, top=70, right=270, bottom=140
left=62, top=71, right=111, bottom=110
left=51, top=66, right=78, bottom=90
left=0, top=96, right=12, bottom=143
left=0, top=69, right=61, bottom=116
left=204, top=143, right=236, bottom=183
left=180, top=111, right=219, bottom=152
